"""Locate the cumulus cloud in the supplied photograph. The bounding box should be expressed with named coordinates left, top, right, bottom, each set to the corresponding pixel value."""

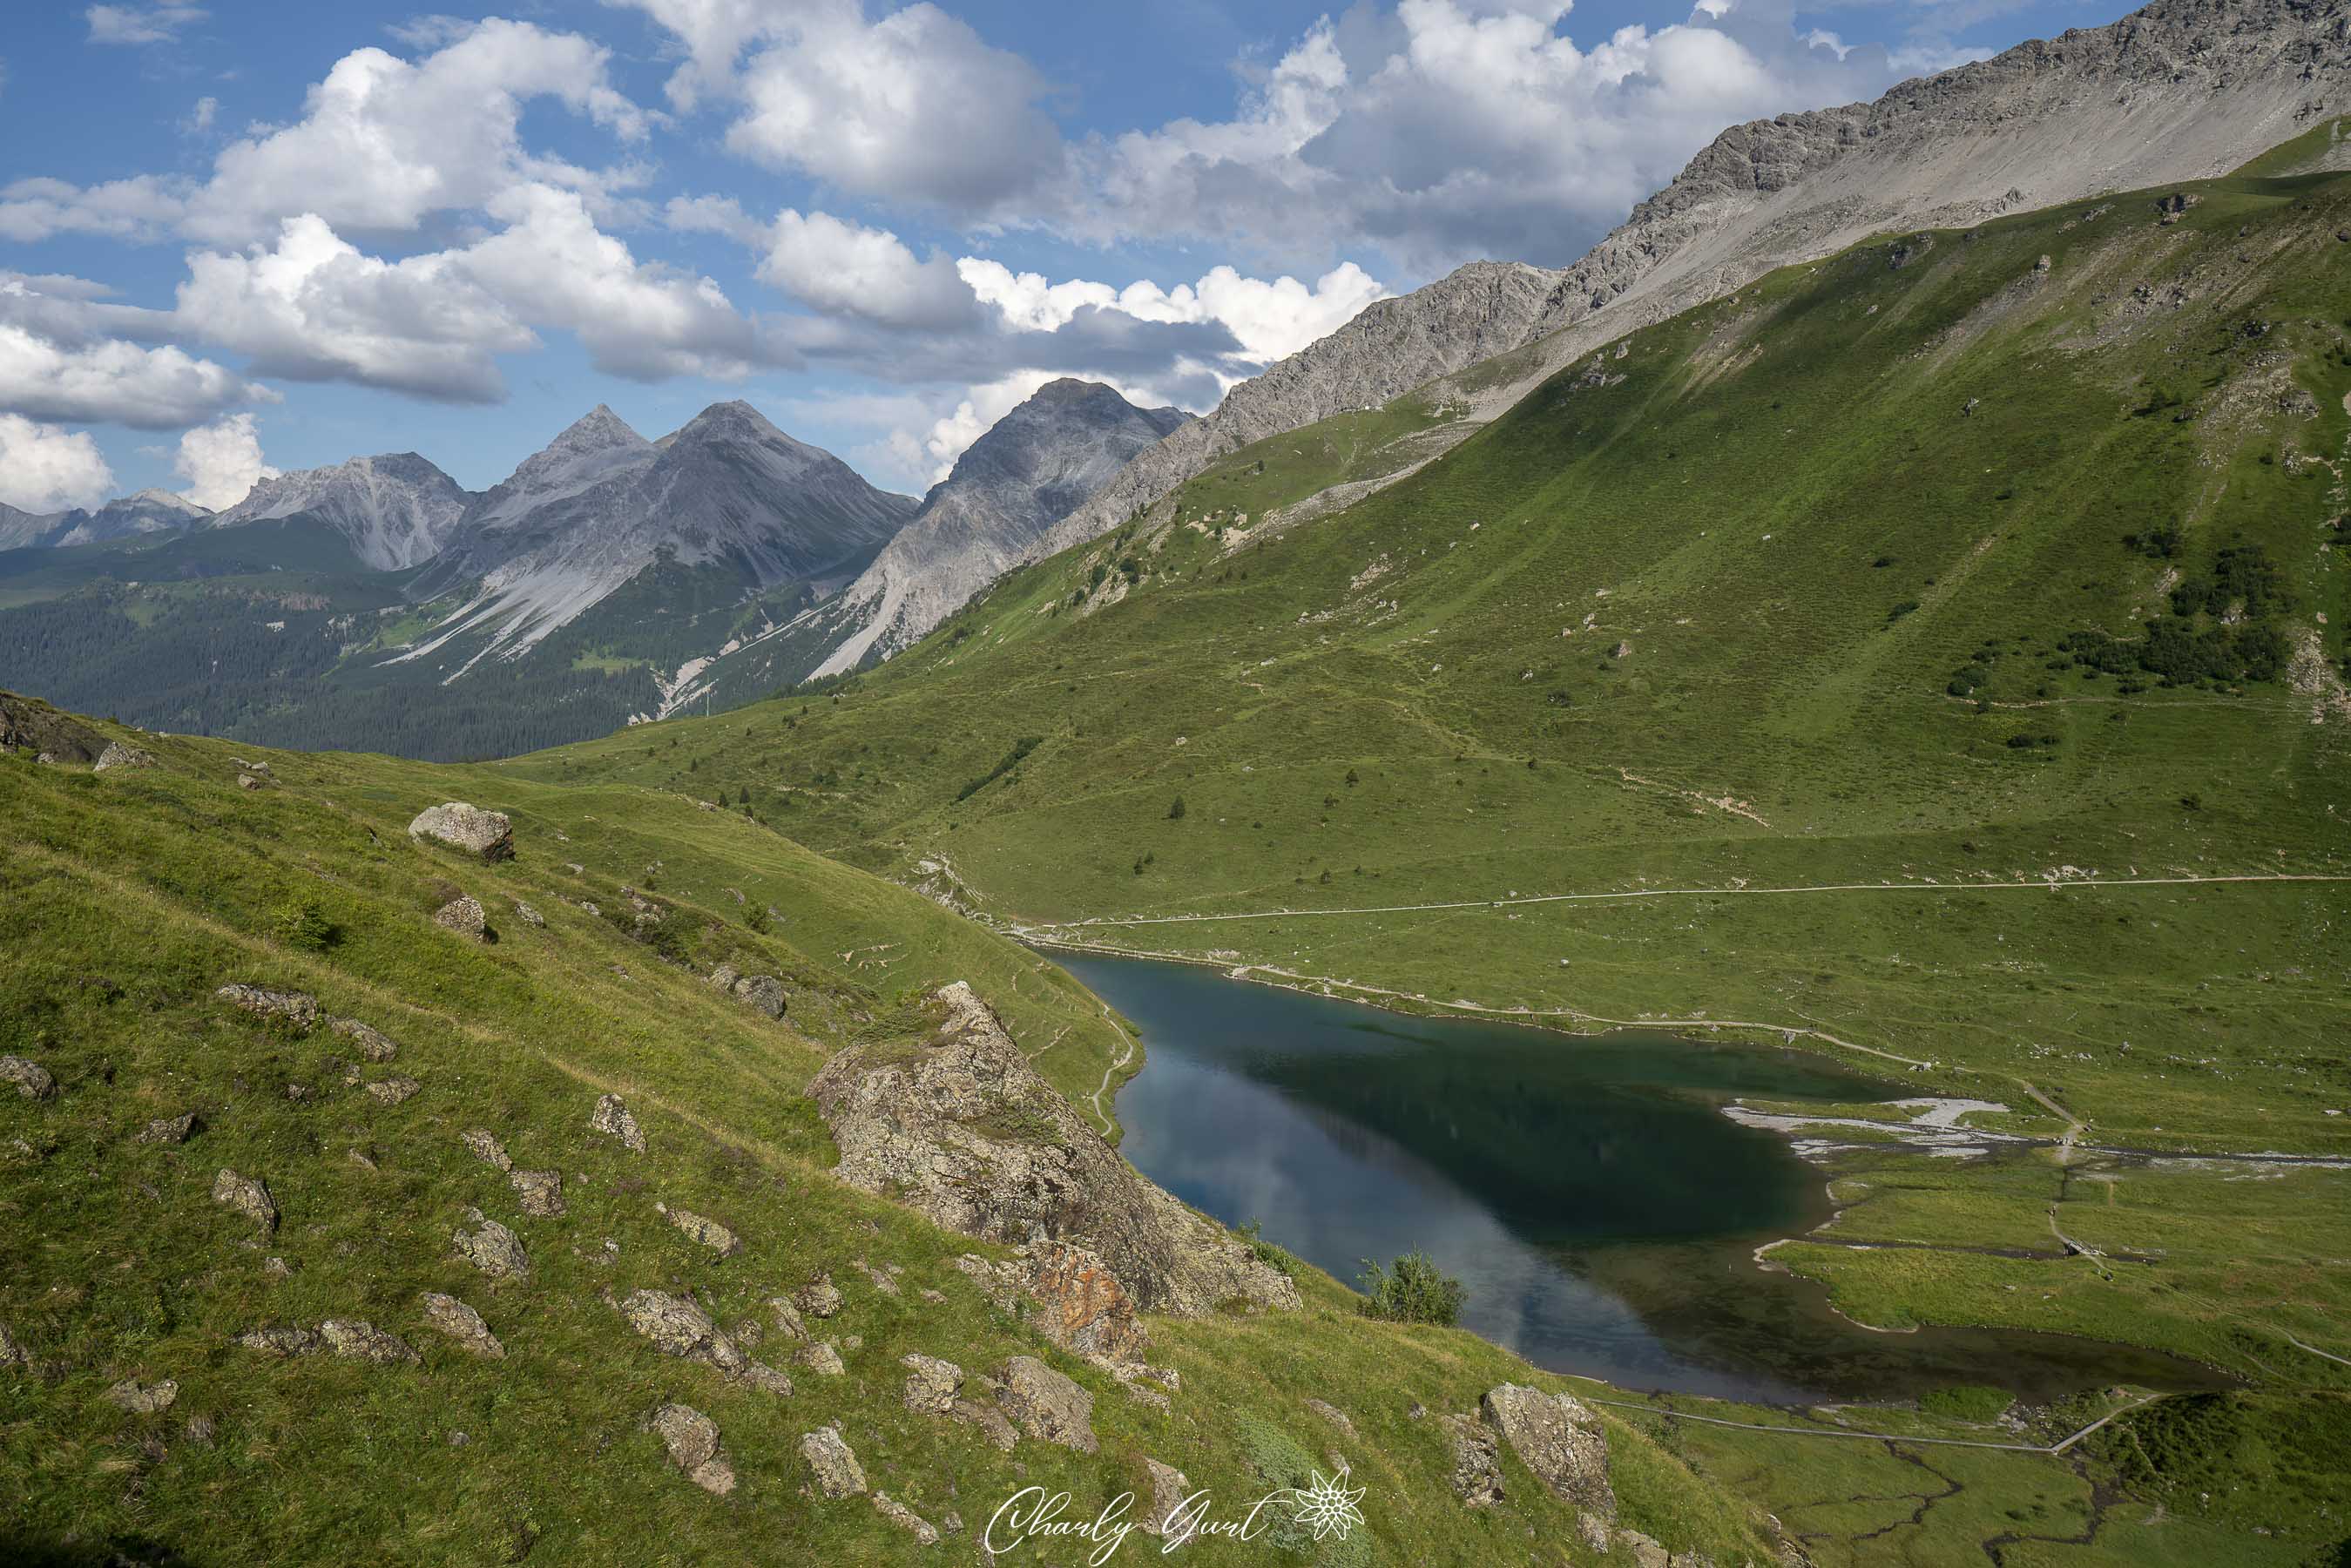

left=958, top=259, right=1387, bottom=367
left=173, top=411, right=277, bottom=510
left=174, top=213, right=535, bottom=402
left=10, top=21, right=649, bottom=247
left=86, top=4, right=206, bottom=46
left=0, top=275, right=267, bottom=429
left=617, top=0, right=1064, bottom=220
left=0, top=416, right=114, bottom=513
left=183, top=95, right=218, bottom=135
left=670, top=197, right=974, bottom=330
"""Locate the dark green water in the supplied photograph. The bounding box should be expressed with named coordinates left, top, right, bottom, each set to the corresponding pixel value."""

left=1068, top=951, right=2227, bottom=1406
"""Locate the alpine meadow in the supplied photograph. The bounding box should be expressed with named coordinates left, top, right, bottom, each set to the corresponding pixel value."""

left=3, top=0, right=2349, bottom=1564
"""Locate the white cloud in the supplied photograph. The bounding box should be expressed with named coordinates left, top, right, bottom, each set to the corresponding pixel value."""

left=86, top=4, right=206, bottom=46
left=0, top=416, right=114, bottom=512
left=669, top=199, right=974, bottom=330
left=0, top=275, right=265, bottom=429
left=617, top=0, right=1065, bottom=220
left=0, top=174, right=186, bottom=244
left=174, top=213, right=535, bottom=402
left=183, top=95, right=218, bottom=135
left=958, top=259, right=1388, bottom=368
left=173, top=411, right=277, bottom=510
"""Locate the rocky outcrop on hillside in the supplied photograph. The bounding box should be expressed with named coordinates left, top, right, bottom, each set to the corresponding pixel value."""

left=210, top=453, right=471, bottom=571
left=1044, top=0, right=2349, bottom=557
left=0, top=691, right=105, bottom=765
left=809, top=983, right=1299, bottom=1319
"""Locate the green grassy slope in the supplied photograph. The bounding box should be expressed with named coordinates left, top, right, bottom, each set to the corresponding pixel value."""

left=2, top=704, right=1798, bottom=1565
left=514, top=165, right=2351, bottom=1493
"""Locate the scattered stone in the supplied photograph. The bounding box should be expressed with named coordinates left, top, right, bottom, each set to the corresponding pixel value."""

left=902, top=1353, right=963, bottom=1414
left=1480, top=1383, right=1614, bottom=1517
left=433, top=896, right=488, bottom=942
left=510, top=1169, right=564, bottom=1217
left=1442, top=1414, right=1504, bottom=1506
left=0, top=1325, right=22, bottom=1367
left=0, top=1056, right=57, bottom=1101
left=283, top=1081, right=316, bottom=1103
left=347, top=1147, right=378, bottom=1173
left=661, top=1206, right=741, bottom=1256
left=328, top=1017, right=399, bottom=1061
left=650, top=1403, right=736, bottom=1495
left=1610, top=640, right=1632, bottom=659
left=800, top=1425, right=868, bottom=1498
left=732, top=975, right=787, bottom=1018
left=737, top=1361, right=794, bottom=1396
left=918, top=1288, right=946, bottom=1304
left=234, top=1325, right=320, bottom=1358
left=93, top=741, right=156, bottom=773
left=1141, top=1458, right=1193, bottom=1540
left=590, top=1094, right=645, bottom=1153
left=237, top=774, right=265, bottom=791
left=212, top=1168, right=277, bottom=1233
left=852, top=1259, right=901, bottom=1298
left=996, top=1356, right=1097, bottom=1453
left=766, top=1295, right=808, bottom=1341
left=263, top=1256, right=294, bottom=1278
left=812, top=983, right=1298, bottom=1318
left=453, top=1211, right=529, bottom=1279
left=511, top=899, right=544, bottom=928
left=419, top=1293, right=504, bottom=1358
left=873, top=1492, right=940, bottom=1546
left=954, top=1254, right=1021, bottom=1311
left=1576, top=1513, right=1614, bottom=1555
left=620, top=1290, right=745, bottom=1373
left=841, top=1335, right=863, bottom=1352
left=706, top=964, right=740, bottom=991
left=1306, top=1398, right=1359, bottom=1441
left=214, top=984, right=319, bottom=1031
left=244, top=760, right=272, bottom=777
left=461, top=1129, right=512, bottom=1172
left=794, top=1340, right=846, bottom=1377
left=408, top=802, right=515, bottom=862
left=795, top=1274, right=843, bottom=1318
left=1613, top=1528, right=1672, bottom=1568
left=183, top=1415, right=216, bottom=1447
left=104, top=1378, right=179, bottom=1414
left=321, top=1319, right=421, bottom=1365
left=365, top=1076, right=422, bottom=1106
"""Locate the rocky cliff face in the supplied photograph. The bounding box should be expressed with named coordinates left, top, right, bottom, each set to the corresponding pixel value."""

left=1, top=490, right=213, bottom=551
left=809, top=983, right=1299, bottom=1319
left=1044, top=0, right=2349, bottom=556
left=806, top=379, right=1189, bottom=679
left=211, top=454, right=471, bottom=571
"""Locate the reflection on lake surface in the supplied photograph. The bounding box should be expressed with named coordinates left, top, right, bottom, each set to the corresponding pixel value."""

left=1070, top=950, right=2226, bottom=1405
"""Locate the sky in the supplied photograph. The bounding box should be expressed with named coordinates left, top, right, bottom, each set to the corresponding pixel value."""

left=0, top=0, right=2123, bottom=514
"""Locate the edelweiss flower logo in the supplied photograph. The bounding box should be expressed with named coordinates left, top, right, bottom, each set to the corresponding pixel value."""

left=1283, top=1458, right=1368, bottom=1542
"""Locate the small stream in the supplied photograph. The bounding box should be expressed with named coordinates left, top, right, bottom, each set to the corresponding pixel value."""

left=1065, top=950, right=2227, bottom=1406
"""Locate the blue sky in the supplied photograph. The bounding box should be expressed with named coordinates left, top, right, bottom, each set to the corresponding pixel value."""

left=0, top=0, right=2121, bottom=512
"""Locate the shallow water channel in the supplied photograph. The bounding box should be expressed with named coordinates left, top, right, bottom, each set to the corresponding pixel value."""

left=1066, top=950, right=2227, bottom=1407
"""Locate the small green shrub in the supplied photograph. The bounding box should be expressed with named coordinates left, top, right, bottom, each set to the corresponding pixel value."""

left=1356, top=1250, right=1464, bottom=1325
left=273, top=897, right=336, bottom=953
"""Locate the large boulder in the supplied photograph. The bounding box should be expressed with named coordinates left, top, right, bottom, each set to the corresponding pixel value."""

left=1443, top=1414, right=1504, bottom=1507
left=0, top=1056, right=57, bottom=1101
left=215, top=984, right=319, bottom=1031
left=419, top=1293, right=505, bottom=1358
left=590, top=1093, right=646, bottom=1153
left=732, top=975, right=787, bottom=1018
left=810, top=983, right=1298, bottom=1318
left=0, top=692, right=104, bottom=764
left=800, top=1425, right=868, bottom=1497
left=453, top=1212, right=528, bottom=1279
left=620, top=1290, right=745, bottom=1373
left=408, top=803, right=514, bottom=862
left=651, top=1403, right=736, bottom=1495
left=1480, top=1384, right=1615, bottom=1517
left=432, top=896, right=488, bottom=942
left=211, top=1168, right=278, bottom=1233
left=1023, top=1240, right=1149, bottom=1365
left=996, top=1355, right=1097, bottom=1453
left=92, top=741, right=155, bottom=773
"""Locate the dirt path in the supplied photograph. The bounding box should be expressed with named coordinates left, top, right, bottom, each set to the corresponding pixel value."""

left=1081, top=997, right=1135, bottom=1137
left=1581, top=1390, right=2164, bottom=1454
left=1055, top=871, right=2351, bottom=930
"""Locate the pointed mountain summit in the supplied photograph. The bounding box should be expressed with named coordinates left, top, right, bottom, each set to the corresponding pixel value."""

left=211, top=452, right=472, bottom=571
left=463, top=405, right=659, bottom=537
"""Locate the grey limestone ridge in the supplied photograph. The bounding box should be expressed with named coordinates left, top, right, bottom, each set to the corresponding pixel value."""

left=1036, top=0, right=2350, bottom=561
left=395, top=400, right=915, bottom=666
left=803, top=378, right=1191, bottom=677
left=209, top=453, right=472, bottom=570
left=0, top=489, right=211, bottom=552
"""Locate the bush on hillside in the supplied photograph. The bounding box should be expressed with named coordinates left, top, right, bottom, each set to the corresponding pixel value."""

left=1357, top=1251, right=1465, bottom=1326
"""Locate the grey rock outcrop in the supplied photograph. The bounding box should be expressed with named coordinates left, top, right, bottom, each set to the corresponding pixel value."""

left=365, top=1076, right=421, bottom=1105
left=794, top=1340, right=846, bottom=1377
left=328, top=1017, right=398, bottom=1061
left=794, top=1274, right=842, bottom=1318
left=93, top=741, right=155, bottom=773
left=901, top=1353, right=963, bottom=1414
left=1141, top=1458, right=1193, bottom=1539
left=511, top=898, right=544, bottom=928
left=1443, top=1414, right=1504, bottom=1507
left=235, top=1324, right=321, bottom=1358
left=0, top=692, right=105, bottom=764
left=432, top=896, right=488, bottom=942
left=621, top=1290, right=746, bottom=1373
left=453, top=1212, right=529, bottom=1279
left=105, top=1378, right=179, bottom=1413
left=660, top=1206, right=741, bottom=1256
left=1307, top=1398, right=1359, bottom=1441
left=510, top=1170, right=564, bottom=1217
left=212, top=1168, right=277, bottom=1233
left=0, top=1056, right=56, bottom=1101
left=214, top=984, right=318, bottom=1031
left=811, top=983, right=1298, bottom=1319
left=135, top=1112, right=200, bottom=1145
left=320, top=1319, right=421, bottom=1364
left=732, top=974, right=787, bottom=1018
left=800, top=1425, right=868, bottom=1497
left=461, top=1129, right=512, bottom=1172
left=872, top=1492, right=941, bottom=1545
left=590, top=1094, right=645, bottom=1153
left=996, top=1355, right=1097, bottom=1453
left=210, top=451, right=471, bottom=571
left=408, top=803, right=514, bottom=862
left=419, top=1293, right=505, bottom=1358
left=650, top=1402, right=737, bottom=1495
left=1480, top=1383, right=1614, bottom=1517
